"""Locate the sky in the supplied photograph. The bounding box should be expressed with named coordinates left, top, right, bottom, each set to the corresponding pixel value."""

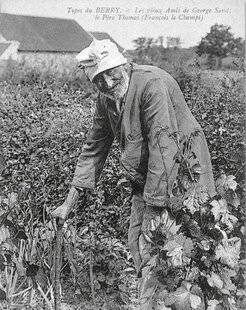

left=1, top=0, right=245, bottom=49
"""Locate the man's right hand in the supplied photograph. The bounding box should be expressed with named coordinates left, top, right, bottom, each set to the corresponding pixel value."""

left=50, top=187, right=81, bottom=221
left=50, top=201, right=73, bottom=221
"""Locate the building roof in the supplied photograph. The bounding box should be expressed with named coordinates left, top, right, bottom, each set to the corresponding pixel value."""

left=0, top=13, right=93, bottom=53
left=0, top=42, right=11, bottom=56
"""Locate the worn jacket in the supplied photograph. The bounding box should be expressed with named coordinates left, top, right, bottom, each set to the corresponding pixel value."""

left=71, top=64, right=216, bottom=206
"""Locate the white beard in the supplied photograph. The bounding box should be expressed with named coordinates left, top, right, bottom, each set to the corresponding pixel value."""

left=100, top=68, right=130, bottom=102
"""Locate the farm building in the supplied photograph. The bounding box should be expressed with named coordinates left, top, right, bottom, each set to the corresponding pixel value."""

left=0, top=40, right=19, bottom=61
left=0, top=13, right=123, bottom=65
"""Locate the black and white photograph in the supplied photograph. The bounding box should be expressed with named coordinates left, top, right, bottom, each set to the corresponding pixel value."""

left=0, top=0, right=245, bottom=309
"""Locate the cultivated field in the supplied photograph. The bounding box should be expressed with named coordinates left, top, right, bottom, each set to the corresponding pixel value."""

left=0, top=58, right=245, bottom=309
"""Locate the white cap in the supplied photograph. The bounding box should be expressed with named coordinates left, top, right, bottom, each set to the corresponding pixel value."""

left=76, top=39, right=127, bottom=81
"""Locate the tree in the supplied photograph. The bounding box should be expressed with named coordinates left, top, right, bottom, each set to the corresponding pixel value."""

left=166, top=37, right=182, bottom=49
left=196, top=24, right=244, bottom=69
left=132, top=36, right=162, bottom=64
left=132, top=37, right=156, bottom=58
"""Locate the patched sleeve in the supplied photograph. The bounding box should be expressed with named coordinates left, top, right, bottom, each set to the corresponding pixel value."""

left=141, top=78, right=179, bottom=207
left=71, top=97, right=114, bottom=189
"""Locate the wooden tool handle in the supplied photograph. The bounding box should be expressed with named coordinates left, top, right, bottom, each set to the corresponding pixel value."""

left=54, top=219, right=64, bottom=310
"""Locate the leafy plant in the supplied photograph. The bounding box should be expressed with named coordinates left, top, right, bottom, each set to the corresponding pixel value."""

left=0, top=57, right=245, bottom=309
left=144, top=130, right=246, bottom=310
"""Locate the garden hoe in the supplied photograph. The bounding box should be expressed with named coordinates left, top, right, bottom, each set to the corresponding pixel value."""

left=54, top=218, right=65, bottom=310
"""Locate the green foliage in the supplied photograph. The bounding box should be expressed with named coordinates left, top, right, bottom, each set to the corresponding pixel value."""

left=130, top=33, right=244, bottom=70
left=148, top=131, right=246, bottom=310
left=132, top=36, right=157, bottom=60
left=0, top=60, right=134, bottom=308
left=196, top=24, right=244, bottom=58
left=0, top=56, right=245, bottom=309
left=196, top=24, right=244, bottom=69
left=182, top=70, right=245, bottom=182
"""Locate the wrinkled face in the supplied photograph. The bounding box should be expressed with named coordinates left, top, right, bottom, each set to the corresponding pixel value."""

left=93, top=65, right=129, bottom=101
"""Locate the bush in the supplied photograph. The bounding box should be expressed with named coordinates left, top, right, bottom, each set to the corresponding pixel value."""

left=0, top=58, right=245, bottom=309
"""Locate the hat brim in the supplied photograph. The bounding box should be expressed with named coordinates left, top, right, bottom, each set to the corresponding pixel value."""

left=87, top=56, right=128, bottom=82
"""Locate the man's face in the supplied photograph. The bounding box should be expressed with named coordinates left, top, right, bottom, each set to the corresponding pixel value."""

left=93, top=65, right=129, bottom=101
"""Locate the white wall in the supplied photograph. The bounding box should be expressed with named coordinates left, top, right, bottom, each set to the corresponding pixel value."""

left=0, top=41, right=20, bottom=61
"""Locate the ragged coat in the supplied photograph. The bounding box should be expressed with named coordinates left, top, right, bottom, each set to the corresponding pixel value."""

left=71, top=63, right=216, bottom=206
